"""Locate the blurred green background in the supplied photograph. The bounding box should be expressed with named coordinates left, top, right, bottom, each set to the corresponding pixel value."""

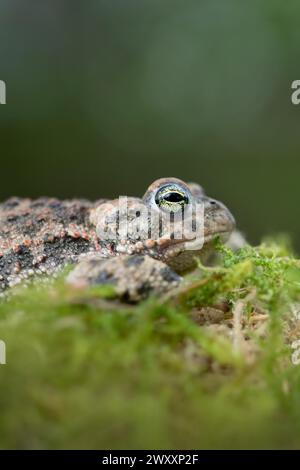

left=0, top=0, right=299, bottom=247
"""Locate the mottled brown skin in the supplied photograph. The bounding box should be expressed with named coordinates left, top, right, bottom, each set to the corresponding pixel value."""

left=0, top=197, right=102, bottom=291
left=0, top=178, right=238, bottom=301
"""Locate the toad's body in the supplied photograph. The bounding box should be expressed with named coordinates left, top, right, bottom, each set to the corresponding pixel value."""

left=0, top=178, right=237, bottom=301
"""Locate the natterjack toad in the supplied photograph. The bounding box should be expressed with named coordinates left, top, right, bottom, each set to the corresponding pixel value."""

left=0, top=178, right=239, bottom=301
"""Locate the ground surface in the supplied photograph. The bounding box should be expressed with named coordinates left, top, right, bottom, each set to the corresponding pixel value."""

left=1, top=239, right=300, bottom=449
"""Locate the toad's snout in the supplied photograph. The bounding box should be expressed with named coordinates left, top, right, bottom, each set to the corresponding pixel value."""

left=204, top=198, right=236, bottom=237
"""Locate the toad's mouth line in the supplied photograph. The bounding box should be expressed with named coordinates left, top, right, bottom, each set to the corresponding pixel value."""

left=157, top=229, right=232, bottom=254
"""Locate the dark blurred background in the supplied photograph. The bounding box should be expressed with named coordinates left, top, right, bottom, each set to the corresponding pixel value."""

left=0, top=0, right=299, bottom=247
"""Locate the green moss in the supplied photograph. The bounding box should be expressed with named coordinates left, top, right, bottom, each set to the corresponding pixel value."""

left=1, top=239, right=300, bottom=449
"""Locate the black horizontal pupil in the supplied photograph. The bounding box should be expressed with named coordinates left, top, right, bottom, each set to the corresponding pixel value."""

left=164, top=192, right=185, bottom=203
left=164, top=192, right=188, bottom=204
left=155, top=186, right=190, bottom=208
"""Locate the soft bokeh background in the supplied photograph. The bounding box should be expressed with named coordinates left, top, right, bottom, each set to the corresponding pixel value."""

left=0, top=0, right=299, bottom=247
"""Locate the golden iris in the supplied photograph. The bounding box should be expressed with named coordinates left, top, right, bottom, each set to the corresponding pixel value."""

left=155, top=185, right=189, bottom=212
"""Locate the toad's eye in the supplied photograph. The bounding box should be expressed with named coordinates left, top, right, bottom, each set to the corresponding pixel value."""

left=155, top=185, right=189, bottom=212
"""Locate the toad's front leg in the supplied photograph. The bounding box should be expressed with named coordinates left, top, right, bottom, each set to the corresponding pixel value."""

left=66, top=254, right=181, bottom=303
